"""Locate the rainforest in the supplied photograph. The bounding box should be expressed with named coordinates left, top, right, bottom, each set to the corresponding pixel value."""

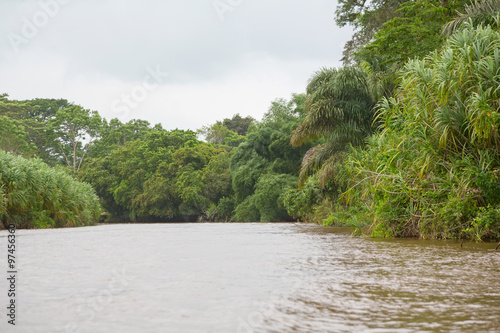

left=1, top=0, right=499, bottom=242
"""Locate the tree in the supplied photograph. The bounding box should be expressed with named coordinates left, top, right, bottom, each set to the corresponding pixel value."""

left=222, top=114, right=255, bottom=136
left=231, top=96, right=308, bottom=202
left=197, top=122, right=245, bottom=149
left=359, top=0, right=468, bottom=65
left=90, top=118, right=154, bottom=157
left=0, top=94, right=100, bottom=165
left=22, top=99, right=71, bottom=165
left=0, top=94, right=33, bottom=120
left=335, top=0, right=409, bottom=63
left=24, top=98, right=69, bottom=121
left=291, top=67, right=375, bottom=186
left=0, top=96, right=90, bottom=166
left=0, top=116, right=35, bottom=157
left=336, top=0, right=472, bottom=64
left=252, top=174, right=297, bottom=221
left=443, top=0, right=500, bottom=35
left=48, top=105, right=104, bottom=172
left=261, top=95, right=305, bottom=127
left=81, top=128, right=233, bottom=222
left=230, top=95, right=310, bottom=222
left=359, top=55, right=399, bottom=102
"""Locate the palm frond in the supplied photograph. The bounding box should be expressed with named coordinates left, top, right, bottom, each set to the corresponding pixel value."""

left=443, top=0, right=500, bottom=36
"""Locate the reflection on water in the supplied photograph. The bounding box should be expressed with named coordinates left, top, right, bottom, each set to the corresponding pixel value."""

left=0, top=223, right=498, bottom=333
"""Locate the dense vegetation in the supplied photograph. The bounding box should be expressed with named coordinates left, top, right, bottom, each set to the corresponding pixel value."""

left=336, top=22, right=500, bottom=240
left=1, top=0, right=499, bottom=240
left=297, top=0, right=500, bottom=241
left=0, top=150, right=100, bottom=229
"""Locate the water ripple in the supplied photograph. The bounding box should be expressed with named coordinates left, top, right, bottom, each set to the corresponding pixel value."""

left=0, top=223, right=498, bottom=333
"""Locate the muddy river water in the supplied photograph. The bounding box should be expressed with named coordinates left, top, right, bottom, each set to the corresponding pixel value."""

left=0, top=223, right=498, bottom=332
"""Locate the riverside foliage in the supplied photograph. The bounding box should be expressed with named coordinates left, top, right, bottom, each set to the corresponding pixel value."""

left=0, top=0, right=499, bottom=240
left=0, top=150, right=100, bottom=229
left=347, top=22, right=500, bottom=240
left=287, top=2, right=500, bottom=240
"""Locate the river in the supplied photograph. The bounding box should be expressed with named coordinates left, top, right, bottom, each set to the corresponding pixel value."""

left=0, top=223, right=499, bottom=332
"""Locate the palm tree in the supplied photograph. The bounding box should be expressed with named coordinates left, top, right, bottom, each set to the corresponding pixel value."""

left=359, top=55, right=399, bottom=101
left=291, top=67, right=376, bottom=186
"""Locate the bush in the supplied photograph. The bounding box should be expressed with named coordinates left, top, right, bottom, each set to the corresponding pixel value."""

left=252, top=174, right=297, bottom=222
left=0, top=150, right=101, bottom=229
left=465, top=205, right=500, bottom=241
left=232, top=197, right=260, bottom=222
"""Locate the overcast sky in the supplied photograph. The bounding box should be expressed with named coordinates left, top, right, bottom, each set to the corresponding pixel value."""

left=0, top=0, right=352, bottom=131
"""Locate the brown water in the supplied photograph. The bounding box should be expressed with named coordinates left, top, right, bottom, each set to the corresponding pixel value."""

left=0, top=223, right=499, bottom=333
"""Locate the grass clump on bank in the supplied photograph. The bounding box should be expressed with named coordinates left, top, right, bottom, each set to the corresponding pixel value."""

left=0, top=150, right=101, bottom=229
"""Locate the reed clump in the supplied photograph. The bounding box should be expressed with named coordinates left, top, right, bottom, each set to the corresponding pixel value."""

left=0, top=150, right=101, bottom=229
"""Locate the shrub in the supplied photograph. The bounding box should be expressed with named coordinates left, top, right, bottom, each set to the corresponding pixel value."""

left=0, top=150, right=101, bottom=229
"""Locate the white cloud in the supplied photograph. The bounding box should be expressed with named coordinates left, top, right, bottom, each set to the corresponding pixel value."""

left=0, top=0, right=353, bottom=130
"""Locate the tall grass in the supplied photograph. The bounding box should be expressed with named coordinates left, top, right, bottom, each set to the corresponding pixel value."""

left=0, top=150, right=101, bottom=229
